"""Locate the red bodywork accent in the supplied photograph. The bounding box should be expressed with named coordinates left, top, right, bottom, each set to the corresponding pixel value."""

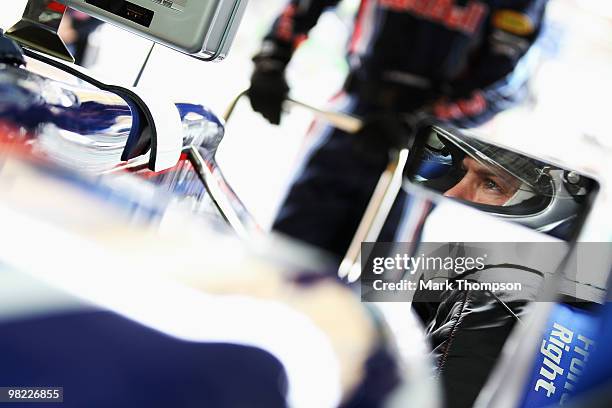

left=47, top=1, right=68, bottom=13
left=132, top=153, right=192, bottom=179
left=0, top=121, right=37, bottom=159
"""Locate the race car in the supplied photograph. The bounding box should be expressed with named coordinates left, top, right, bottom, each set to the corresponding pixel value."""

left=1, top=1, right=610, bottom=407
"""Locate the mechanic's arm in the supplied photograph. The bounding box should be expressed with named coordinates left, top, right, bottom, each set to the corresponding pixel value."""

left=261, top=0, right=342, bottom=62
left=431, top=0, right=549, bottom=128
left=249, top=0, right=342, bottom=124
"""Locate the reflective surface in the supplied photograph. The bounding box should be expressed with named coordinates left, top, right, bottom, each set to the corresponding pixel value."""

left=6, top=0, right=75, bottom=61
left=0, top=63, right=133, bottom=172
left=0, top=61, right=256, bottom=233
left=406, top=126, right=598, bottom=239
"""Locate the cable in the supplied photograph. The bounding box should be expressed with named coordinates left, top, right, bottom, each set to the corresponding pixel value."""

left=133, top=42, right=155, bottom=88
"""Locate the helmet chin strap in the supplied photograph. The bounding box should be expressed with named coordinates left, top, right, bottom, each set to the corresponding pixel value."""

left=503, top=183, right=536, bottom=207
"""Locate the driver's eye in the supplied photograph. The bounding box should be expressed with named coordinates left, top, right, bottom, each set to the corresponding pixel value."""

left=484, top=179, right=502, bottom=192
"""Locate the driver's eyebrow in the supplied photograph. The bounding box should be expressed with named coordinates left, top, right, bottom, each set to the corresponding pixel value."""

left=463, top=158, right=498, bottom=178
left=468, top=160, right=516, bottom=186
left=473, top=167, right=504, bottom=180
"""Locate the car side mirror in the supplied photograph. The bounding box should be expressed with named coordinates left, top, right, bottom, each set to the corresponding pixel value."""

left=403, top=125, right=599, bottom=241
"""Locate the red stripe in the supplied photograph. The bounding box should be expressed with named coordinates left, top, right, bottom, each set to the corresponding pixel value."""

left=433, top=91, right=487, bottom=121
left=349, top=0, right=370, bottom=53
left=276, top=4, right=297, bottom=42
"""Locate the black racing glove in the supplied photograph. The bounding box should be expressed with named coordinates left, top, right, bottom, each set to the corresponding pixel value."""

left=353, top=111, right=432, bottom=164
left=248, top=42, right=292, bottom=125
left=353, top=113, right=414, bottom=159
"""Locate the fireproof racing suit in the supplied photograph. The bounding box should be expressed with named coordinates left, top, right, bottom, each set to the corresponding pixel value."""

left=260, top=0, right=549, bottom=259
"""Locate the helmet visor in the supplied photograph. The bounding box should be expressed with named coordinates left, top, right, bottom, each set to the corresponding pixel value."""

left=410, top=126, right=556, bottom=209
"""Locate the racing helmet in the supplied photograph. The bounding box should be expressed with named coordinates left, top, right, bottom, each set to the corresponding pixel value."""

left=409, top=126, right=594, bottom=238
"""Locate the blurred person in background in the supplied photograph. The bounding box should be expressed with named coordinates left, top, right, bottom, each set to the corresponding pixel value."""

left=59, top=9, right=102, bottom=66
left=249, top=0, right=549, bottom=259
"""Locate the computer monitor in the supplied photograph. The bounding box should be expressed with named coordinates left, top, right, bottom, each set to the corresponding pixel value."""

left=8, top=0, right=248, bottom=61
left=62, top=0, right=247, bottom=60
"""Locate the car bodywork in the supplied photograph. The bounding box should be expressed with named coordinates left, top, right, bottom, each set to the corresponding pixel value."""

left=0, top=56, right=257, bottom=236
left=0, top=45, right=439, bottom=407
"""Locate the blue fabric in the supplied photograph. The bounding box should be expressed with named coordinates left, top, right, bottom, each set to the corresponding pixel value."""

left=571, top=302, right=612, bottom=396
left=0, top=310, right=288, bottom=408
left=520, top=303, right=600, bottom=407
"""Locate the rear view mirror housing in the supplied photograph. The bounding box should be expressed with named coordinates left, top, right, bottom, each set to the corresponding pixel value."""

left=403, top=125, right=599, bottom=241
